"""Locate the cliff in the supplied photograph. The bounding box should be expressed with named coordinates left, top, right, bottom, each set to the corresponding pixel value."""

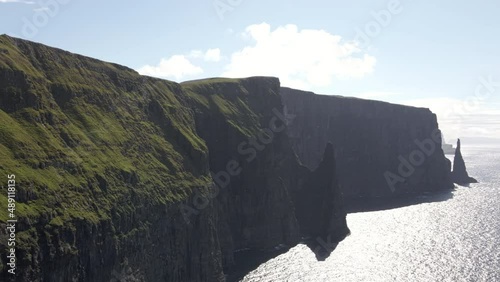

left=0, top=34, right=224, bottom=282
left=280, top=87, right=454, bottom=198
left=0, top=36, right=348, bottom=281
left=451, top=139, right=478, bottom=185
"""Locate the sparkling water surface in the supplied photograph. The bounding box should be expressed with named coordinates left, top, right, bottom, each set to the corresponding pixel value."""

left=242, top=146, right=500, bottom=282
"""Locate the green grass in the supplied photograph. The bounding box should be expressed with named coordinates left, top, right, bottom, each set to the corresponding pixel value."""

left=182, top=78, right=272, bottom=137
left=0, top=35, right=213, bottom=245
left=0, top=36, right=283, bottom=271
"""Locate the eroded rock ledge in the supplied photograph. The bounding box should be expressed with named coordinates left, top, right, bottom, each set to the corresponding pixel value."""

left=0, top=35, right=457, bottom=282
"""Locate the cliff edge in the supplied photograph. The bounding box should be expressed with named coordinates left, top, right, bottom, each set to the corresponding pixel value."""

left=0, top=35, right=349, bottom=281
left=280, top=87, right=454, bottom=199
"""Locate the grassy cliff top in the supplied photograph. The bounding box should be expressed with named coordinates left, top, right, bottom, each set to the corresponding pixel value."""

left=183, top=76, right=282, bottom=137
left=0, top=35, right=213, bottom=229
left=280, top=86, right=433, bottom=113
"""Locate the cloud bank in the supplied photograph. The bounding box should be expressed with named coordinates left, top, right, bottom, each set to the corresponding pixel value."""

left=137, top=23, right=376, bottom=86
left=137, top=47, right=222, bottom=80
left=223, top=23, right=376, bottom=89
left=401, top=98, right=500, bottom=140
left=137, top=55, right=203, bottom=80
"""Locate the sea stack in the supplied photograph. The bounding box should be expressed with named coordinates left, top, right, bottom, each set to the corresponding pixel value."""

left=451, top=139, right=478, bottom=185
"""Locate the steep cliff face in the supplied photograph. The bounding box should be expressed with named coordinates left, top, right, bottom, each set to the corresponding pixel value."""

left=0, top=35, right=225, bottom=282
left=0, top=36, right=349, bottom=281
left=295, top=143, right=348, bottom=240
left=182, top=77, right=349, bottom=271
left=451, top=139, right=478, bottom=185
left=281, top=87, right=454, bottom=198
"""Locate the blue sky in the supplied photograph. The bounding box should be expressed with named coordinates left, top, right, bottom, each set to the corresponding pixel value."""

left=1, top=0, right=499, bottom=141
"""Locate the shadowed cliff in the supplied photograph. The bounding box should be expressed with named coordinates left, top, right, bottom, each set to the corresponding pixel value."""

left=298, top=143, right=350, bottom=260
left=280, top=87, right=454, bottom=200
left=0, top=35, right=459, bottom=281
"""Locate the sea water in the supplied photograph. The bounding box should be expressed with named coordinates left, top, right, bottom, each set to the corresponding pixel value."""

left=242, top=146, right=500, bottom=282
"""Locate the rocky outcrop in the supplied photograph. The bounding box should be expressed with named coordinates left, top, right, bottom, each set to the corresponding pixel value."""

left=0, top=34, right=225, bottom=282
left=280, top=87, right=454, bottom=198
left=294, top=143, right=350, bottom=260
left=451, top=139, right=478, bottom=185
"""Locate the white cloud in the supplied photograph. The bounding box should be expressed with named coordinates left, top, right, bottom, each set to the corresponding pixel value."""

left=137, top=55, right=203, bottom=81
left=138, top=48, right=222, bottom=81
left=33, top=7, right=50, bottom=12
left=222, top=23, right=376, bottom=89
left=204, top=48, right=221, bottom=62
left=188, top=50, right=204, bottom=58
left=189, top=48, right=221, bottom=62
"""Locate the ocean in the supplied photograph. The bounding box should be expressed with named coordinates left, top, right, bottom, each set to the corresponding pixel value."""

left=241, top=146, right=500, bottom=282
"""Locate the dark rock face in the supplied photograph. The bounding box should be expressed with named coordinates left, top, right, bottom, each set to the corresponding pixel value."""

left=451, top=139, right=478, bottom=185
left=182, top=78, right=350, bottom=273
left=294, top=143, right=344, bottom=238
left=280, top=87, right=454, bottom=198
left=294, top=143, right=350, bottom=260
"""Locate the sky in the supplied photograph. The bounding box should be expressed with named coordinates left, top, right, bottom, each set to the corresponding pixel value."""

left=1, top=0, right=499, bottom=142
